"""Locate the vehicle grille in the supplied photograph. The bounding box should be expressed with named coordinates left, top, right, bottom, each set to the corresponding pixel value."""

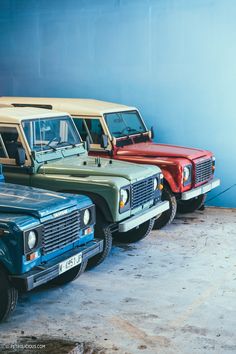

left=131, top=177, right=155, bottom=210
left=195, top=158, right=212, bottom=185
left=42, top=210, right=80, bottom=255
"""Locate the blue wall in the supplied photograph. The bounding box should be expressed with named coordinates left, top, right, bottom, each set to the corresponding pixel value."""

left=0, top=0, right=235, bottom=207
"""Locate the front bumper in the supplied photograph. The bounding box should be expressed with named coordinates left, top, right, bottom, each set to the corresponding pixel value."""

left=118, top=201, right=169, bottom=233
left=181, top=178, right=220, bottom=201
left=10, top=239, right=103, bottom=291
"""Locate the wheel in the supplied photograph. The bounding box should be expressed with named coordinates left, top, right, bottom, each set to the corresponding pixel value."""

left=113, top=218, right=155, bottom=243
left=50, top=261, right=87, bottom=286
left=153, top=186, right=177, bottom=229
left=177, top=194, right=206, bottom=214
left=86, top=211, right=113, bottom=270
left=0, top=267, right=18, bottom=322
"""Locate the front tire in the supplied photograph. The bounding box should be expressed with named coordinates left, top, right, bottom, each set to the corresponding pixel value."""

left=50, top=261, right=87, bottom=286
left=177, top=194, right=206, bottom=214
left=0, top=267, right=18, bottom=322
left=113, top=218, right=155, bottom=243
left=153, top=186, right=177, bottom=229
left=86, top=212, right=113, bottom=270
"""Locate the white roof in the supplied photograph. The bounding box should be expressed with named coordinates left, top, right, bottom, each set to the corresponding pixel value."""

left=0, top=106, right=69, bottom=124
left=0, top=97, right=136, bottom=116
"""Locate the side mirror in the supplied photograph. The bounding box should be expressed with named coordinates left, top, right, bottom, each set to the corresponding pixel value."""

left=15, top=147, right=26, bottom=166
left=150, top=126, right=155, bottom=139
left=100, top=134, right=109, bottom=149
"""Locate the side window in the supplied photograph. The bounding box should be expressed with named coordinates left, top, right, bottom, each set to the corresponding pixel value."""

left=73, top=119, right=88, bottom=141
left=0, top=126, right=23, bottom=160
left=74, top=118, right=105, bottom=145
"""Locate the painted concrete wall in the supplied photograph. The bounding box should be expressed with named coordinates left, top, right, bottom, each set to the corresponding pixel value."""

left=0, top=0, right=235, bottom=207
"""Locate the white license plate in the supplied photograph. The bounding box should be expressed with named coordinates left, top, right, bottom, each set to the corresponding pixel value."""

left=58, top=253, right=82, bottom=275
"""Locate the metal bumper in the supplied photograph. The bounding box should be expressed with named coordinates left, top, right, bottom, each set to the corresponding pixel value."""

left=118, top=201, right=169, bottom=233
left=181, top=178, right=220, bottom=201
left=10, top=239, right=103, bottom=291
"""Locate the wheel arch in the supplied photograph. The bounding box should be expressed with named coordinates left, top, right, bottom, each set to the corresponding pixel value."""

left=0, top=259, right=11, bottom=276
left=57, top=190, right=113, bottom=222
left=162, top=169, right=180, bottom=194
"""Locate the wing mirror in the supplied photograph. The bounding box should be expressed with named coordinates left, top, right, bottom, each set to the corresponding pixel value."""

left=84, top=135, right=91, bottom=151
left=100, top=134, right=109, bottom=149
left=15, top=147, right=26, bottom=166
left=150, top=126, right=155, bottom=139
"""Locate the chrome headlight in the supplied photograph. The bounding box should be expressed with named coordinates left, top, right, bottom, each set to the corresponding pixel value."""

left=83, top=208, right=91, bottom=225
left=120, top=188, right=129, bottom=205
left=153, top=177, right=158, bottom=190
left=183, top=166, right=190, bottom=181
left=119, top=187, right=131, bottom=213
left=28, top=231, right=37, bottom=250
left=183, top=165, right=192, bottom=184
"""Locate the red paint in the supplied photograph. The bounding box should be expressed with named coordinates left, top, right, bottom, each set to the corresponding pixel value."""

left=90, top=136, right=214, bottom=194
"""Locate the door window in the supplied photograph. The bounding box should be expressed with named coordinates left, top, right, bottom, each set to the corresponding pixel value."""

left=74, top=118, right=105, bottom=145
left=0, top=126, right=24, bottom=162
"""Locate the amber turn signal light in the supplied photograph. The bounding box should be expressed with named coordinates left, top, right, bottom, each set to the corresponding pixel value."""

left=26, top=253, right=36, bottom=261
left=84, top=227, right=92, bottom=235
left=158, top=183, right=164, bottom=190
left=119, top=201, right=125, bottom=208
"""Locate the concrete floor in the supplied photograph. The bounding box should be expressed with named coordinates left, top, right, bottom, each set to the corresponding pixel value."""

left=0, top=207, right=236, bottom=354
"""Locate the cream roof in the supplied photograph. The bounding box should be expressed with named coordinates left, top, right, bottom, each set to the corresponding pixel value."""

left=0, top=106, right=68, bottom=124
left=0, top=97, right=136, bottom=116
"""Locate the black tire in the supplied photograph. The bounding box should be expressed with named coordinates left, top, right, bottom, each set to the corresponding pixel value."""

left=177, top=194, right=206, bottom=214
left=50, top=260, right=87, bottom=286
left=86, top=212, right=113, bottom=270
left=0, top=267, right=18, bottom=322
left=153, top=186, right=177, bottom=229
left=113, top=218, right=155, bottom=243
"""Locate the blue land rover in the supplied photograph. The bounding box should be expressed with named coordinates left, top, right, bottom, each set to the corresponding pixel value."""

left=0, top=165, right=103, bottom=321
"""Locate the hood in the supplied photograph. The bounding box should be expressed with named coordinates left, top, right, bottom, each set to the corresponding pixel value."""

left=116, top=142, right=210, bottom=160
left=0, top=183, right=81, bottom=219
left=38, top=155, right=160, bottom=182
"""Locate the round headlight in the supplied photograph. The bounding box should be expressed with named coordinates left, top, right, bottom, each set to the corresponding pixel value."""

left=28, top=231, right=37, bottom=250
left=120, top=189, right=129, bottom=204
left=83, top=209, right=91, bottom=225
left=183, top=166, right=190, bottom=181
left=153, top=178, right=158, bottom=190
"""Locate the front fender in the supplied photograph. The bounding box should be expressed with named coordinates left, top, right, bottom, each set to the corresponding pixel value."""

left=30, top=174, right=127, bottom=222
left=161, top=168, right=180, bottom=193
left=115, top=156, right=183, bottom=193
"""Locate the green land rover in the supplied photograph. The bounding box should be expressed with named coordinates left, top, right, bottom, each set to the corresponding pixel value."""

left=0, top=107, right=169, bottom=268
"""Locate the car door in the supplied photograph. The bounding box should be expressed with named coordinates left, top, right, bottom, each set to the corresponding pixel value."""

left=73, top=116, right=112, bottom=157
left=0, top=124, right=32, bottom=186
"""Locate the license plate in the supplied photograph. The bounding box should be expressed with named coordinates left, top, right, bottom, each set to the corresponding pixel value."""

left=58, top=253, right=82, bottom=275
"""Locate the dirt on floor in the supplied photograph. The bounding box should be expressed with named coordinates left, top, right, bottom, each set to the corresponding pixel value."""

left=0, top=207, right=236, bottom=354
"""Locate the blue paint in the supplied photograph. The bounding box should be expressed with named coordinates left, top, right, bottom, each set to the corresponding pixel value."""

left=0, top=0, right=235, bottom=207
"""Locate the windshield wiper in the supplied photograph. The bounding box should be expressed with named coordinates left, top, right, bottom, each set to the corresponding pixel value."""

left=43, top=144, right=57, bottom=152
left=113, top=127, right=139, bottom=135
left=56, top=141, right=77, bottom=148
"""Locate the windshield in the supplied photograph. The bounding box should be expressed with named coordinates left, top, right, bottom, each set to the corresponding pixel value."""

left=104, top=110, right=147, bottom=138
left=22, top=116, right=82, bottom=152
